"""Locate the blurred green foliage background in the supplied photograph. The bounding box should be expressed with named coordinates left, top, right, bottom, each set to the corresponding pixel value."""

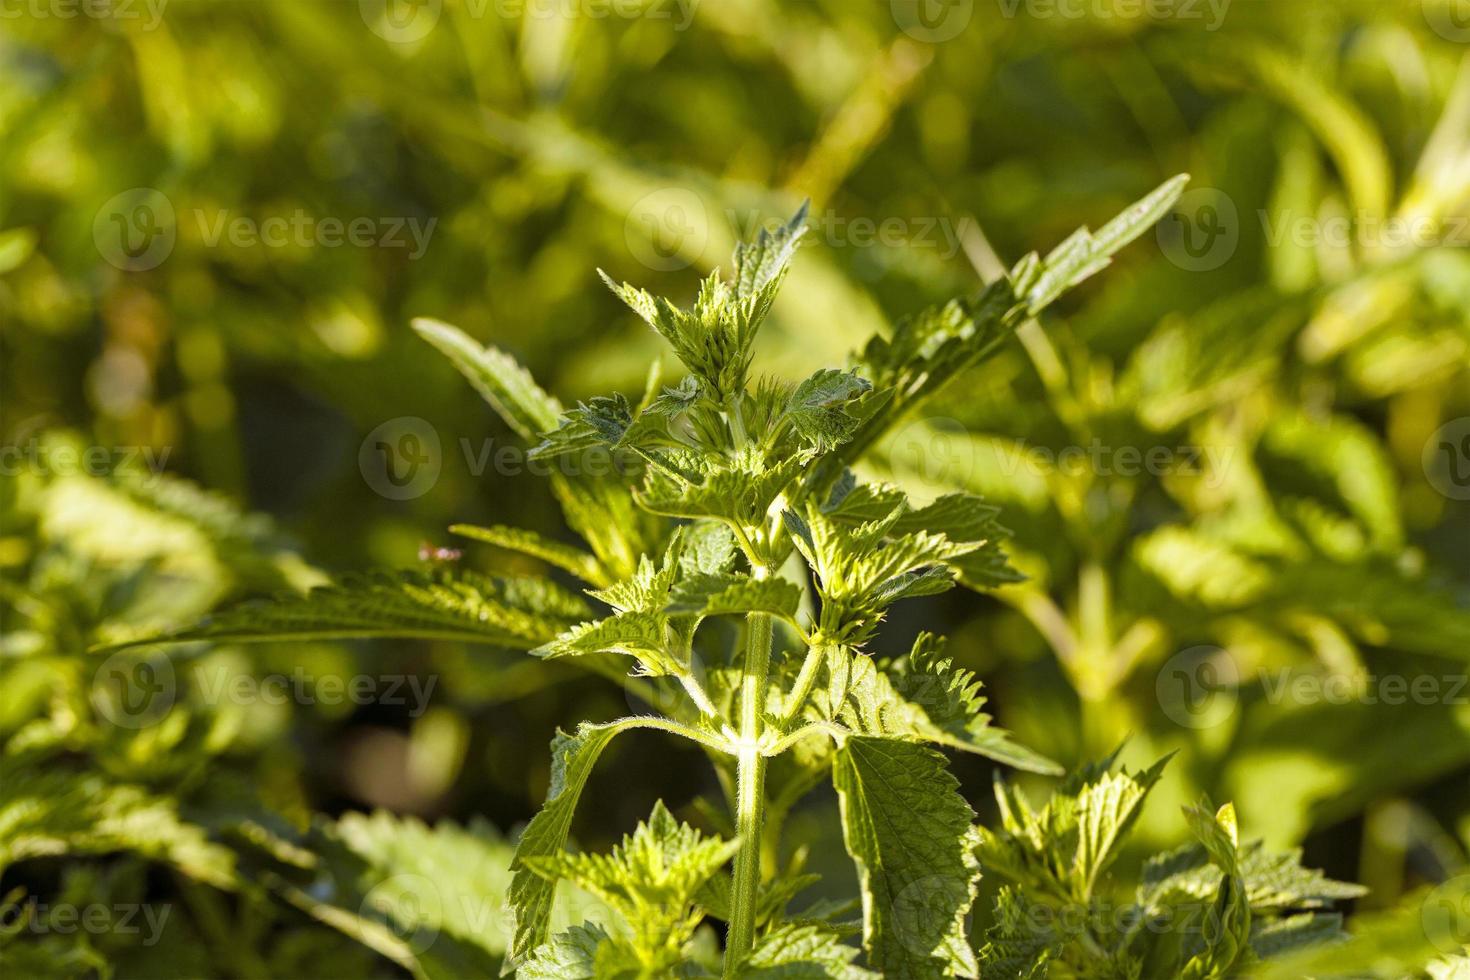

left=2, top=0, right=1469, bottom=975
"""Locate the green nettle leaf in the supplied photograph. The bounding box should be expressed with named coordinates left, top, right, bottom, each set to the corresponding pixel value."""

left=842, top=279, right=1022, bottom=478
left=1178, top=802, right=1252, bottom=980
left=638, top=447, right=809, bottom=527
left=814, top=482, right=1020, bottom=592
left=824, top=175, right=1189, bottom=490
left=450, top=523, right=609, bottom=587
left=0, top=762, right=236, bottom=888
left=787, top=487, right=1012, bottom=645
left=736, top=921, right=880, bottom=979
left=530, top=393, right=639, bottom=461
left=832, top=737, right=981, bottom=979
left=811, top=640, right=1060, bottom=775
left=974, top=888, right=1060, bottom=978
left=532, top=524, right=794, bottom=676
left=532, top=533, right=690, bottom=675
left=1139, top=837, right=1366, bottom=915
left=675, top=520, right=740, bottom=576
left=517, top=922, right=614, bottom=980
left=97, top=569, right=590, bottom=652
left=412, top=318, right=562, bottom=440
left=413, top=317, right=658, bottom=582
left=508, top=720, right=645, bottom=965
left=783, top=369, right=874, bottom=451
left=600, top=204, right=807, bottom=404
left=981, top=747, right=1170, bottom=902
left=524, top=800, right=738, bottom=967
left=525, top=801, right=738, bottom=911
left=269, top=809, right=610, bottom=980
left=590, top=537, right=686, bottom=614
left=667, top=574, right=801, bottom=622
left=1072, top=764, right=1172, bottom=897
left=978, top=755, right=1361, bottom=978
left=886, top=635, right=1061, bottom=774
left=533, top=609, right=681, bottom=676
left=1019, top=173, right=1190, bottom=314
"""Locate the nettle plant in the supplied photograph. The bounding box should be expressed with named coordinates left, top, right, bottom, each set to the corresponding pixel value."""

left=141, top=178, right=1366, bottom=978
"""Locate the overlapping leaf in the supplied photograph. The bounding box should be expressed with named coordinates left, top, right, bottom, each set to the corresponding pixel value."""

left=96, top=570, right=590, bottom=651
left=808, top=638, right=1059, bottom=775
left=832, top=737, right=981, bottom=978
left=786, top=486, right=1015, bottom=644
left=508, top=720, right=645, bottom=965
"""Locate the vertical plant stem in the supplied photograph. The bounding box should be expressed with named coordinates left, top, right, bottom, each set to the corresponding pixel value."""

left=726, top=604, right=773, bottom=973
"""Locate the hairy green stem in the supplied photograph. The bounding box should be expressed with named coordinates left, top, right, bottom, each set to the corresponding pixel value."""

left=675, top=667, right=720, bottom=719
left=631, top=716, right=738, bottom=755
left=764, top=720, right=842, bottom=756
left=778, top=640, right=829, bottom=728
left=726, top=603, right=773, bottom=973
